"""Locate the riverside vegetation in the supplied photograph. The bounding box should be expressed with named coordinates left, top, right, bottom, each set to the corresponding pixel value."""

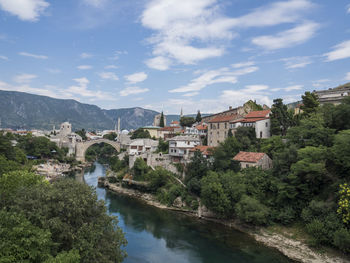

left=103, top=94, right=350, bottom=256
left=0, top=132, right=127, bottom=262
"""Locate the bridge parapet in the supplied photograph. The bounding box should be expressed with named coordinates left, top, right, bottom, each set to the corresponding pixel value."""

left=75, top=139, right=121, bottom=162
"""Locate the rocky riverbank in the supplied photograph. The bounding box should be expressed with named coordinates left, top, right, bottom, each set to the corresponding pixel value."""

left=100, top=178, right=349, bottom=263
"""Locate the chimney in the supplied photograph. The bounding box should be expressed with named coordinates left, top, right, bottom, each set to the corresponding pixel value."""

left=229, top=106, right=232, bottom=110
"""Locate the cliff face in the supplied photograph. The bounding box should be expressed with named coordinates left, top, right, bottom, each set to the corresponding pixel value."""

left=0, top=90, right=158, bottom=130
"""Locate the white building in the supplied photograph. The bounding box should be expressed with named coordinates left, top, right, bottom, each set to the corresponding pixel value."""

left=168, top=135, right=201, bottom=161
left=126, top=139, right=159, bottom=156
left=230, top=110, right=271, bottom=139
left=184, top=126, right=199, bottom=136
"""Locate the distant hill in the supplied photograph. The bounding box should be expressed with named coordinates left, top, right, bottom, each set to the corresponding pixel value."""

left=0, top=90, right=159, bottom=131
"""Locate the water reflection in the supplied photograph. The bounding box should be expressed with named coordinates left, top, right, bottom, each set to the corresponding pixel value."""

left=83, top=162, right=291, bottom=263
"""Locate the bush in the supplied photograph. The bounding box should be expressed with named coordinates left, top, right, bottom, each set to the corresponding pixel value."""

left=235, top=195, right=270, bottom=225
left=333, top=228, right=350, bottom=252
left=306, top=219, right=328, bottom=246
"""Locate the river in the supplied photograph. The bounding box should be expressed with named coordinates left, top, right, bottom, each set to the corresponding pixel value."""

left=82, top=162, right=292, bottom=263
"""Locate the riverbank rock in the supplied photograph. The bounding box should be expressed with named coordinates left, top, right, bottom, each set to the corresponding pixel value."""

left=173, top=196, right=184, bottom=208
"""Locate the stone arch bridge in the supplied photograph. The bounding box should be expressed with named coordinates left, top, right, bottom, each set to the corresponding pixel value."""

left=75, top=139, right=120, bottom=162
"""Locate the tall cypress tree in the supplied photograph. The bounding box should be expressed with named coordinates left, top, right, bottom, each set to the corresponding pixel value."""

left=196, top=110, right=202, bottom=123
left=159, top=111, right=165, bottom=127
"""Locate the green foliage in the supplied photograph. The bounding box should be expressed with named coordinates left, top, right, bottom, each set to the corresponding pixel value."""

left=235, top=195, right=270, bottom=225
left=146, top=167, right=171, bottom=191
left=185, top=150, right=210, bottom=195
left=130, top=128, right=151, bottom=139
left=234, top=127, right=257, bottom=151
left=132, top=158, right=150, bottom=181
left=332, top=130, right=350, bottom=177
left=44, top=249, right=80, bottom=263
left=156, top=138, right=169, bottom=153
left=8, top=179, right=127, bottom=263
left=260, top=136, right=285, bottom=159
left=159, top=111, right=165, bottom=127
left=195, top=110, right=202, bottom=123
left=0, top=210, right=52, bottom=263
left=201, top=172, right=232, bottom=217
left=270, top=98, right=292, bottom=136
left=0, top=155, right=21, bottom=176
left=301, top=91, right=320, bottom=116
left=180, top=116, right=195, bottom=127
left=75, top=129, right=87, bottom=140
left=212, top=136, right=240, bottom=172
left=333, top=228, right=350, bottom=253
left=103, top=132, right=118, bottom=141
left=244, top=100, right=263, bottom=111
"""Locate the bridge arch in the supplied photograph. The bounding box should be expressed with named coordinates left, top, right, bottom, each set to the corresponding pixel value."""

left=75, top=139, right=120, bottom=163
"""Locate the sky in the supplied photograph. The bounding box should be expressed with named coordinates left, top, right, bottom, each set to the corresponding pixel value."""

left=0, top=0, right=350, bottom=114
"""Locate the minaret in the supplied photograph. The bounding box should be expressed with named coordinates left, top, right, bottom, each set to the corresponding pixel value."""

left=180, top=108, right=183, bottom=118
left=117, top=117, right=121, bottom=134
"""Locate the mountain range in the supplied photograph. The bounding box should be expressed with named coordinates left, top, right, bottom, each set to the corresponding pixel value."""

left=0, top=90, right=164, bottom=131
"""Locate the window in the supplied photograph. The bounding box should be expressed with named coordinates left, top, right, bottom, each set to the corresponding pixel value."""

left=217, top=131, right=219, bottom=135
left=265, top=122, right=268, bottom=127
left=218, top=123, right=220, bottom=129
left=187, top=141, right=190, bottom=145
left=225, top=123, right=227, bottom=129
left=260, top=131, right=263, bottom=138
left=210, top=123, right=213, bottom=129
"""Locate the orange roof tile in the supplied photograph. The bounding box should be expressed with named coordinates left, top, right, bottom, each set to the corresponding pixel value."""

left=245, top=110, right=270, bottom=118
left=159, top=126, right=175, bottom=132
left=171, top=120, right=179, bottom=124
left=208, top=114, right=238, bottom=123
left=189, top=145, right=214, bottom=155
left=196, top=124, right=208, bottom=130
left=233, top=151, right=266, bottom=163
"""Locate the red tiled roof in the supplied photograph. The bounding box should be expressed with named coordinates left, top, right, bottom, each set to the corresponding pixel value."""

left=190, top=145, right=214, bottom=155
left=171, top=121, right=179, bottom=124
left=208, top=114, right=238, bottom=123
left=233, top=151, right=266, bottom=163
left=245, top=110, right=270, bottom=118
left=196, top=124, right=208, bottom=130
left=240, top=117, right=269, bottom=123
left=159, top=126, right=175, bottom=132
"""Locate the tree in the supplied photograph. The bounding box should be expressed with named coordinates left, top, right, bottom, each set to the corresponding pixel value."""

left=235, top=195, right=270, bottom=225
left=180, top=116, right=195, bottom=127
left=326, top=96, right=350, bottom=131
left=0, top=210, right=52, bottom=263
left=270, top=98, right=292, bottom=136
left=185, top=150, right=210, bottom=195
left=9, top=179, right=127, bottom=263
left=159, top=111, right=165, bottom=127
left=157, top=138, right=169, bottom=153
left=103, top=132, right=118, bottom=141
left=75, top=129, right=87, bottom=140
left=234, top=126, right=257, bottom=151
left=195, top=110, right=202, bottom=123
left=132, top=158, right=149, bottom=181
left=301, top=91, right=319, bottom=116
left=212, top=137, right=240, bottom=172
left=332, top=130, right=350, bottom=177
left=130, top=128, right=151, bottom=139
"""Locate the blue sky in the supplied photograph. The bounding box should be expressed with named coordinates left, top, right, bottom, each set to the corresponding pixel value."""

left=0, top=0, right=350, bottom=114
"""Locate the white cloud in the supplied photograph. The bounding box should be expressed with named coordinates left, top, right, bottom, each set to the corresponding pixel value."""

left=312, top=79, right=330, bottom=88
left=109, top=50, right=127, bottom=60
left=183, top=92, right=199, bottom=97
left=98, top=71, right=119, bottom=81
left=245, top=85, right=269, bottom=92
left=282, top=56, right=312, bottom=69
left=77, top=65, right=93, bottom=70
left=141, top=0, right=315, bottom=69
left=285, top=85, right=303, bottom=91
left=120, top=86, right=149, bottom=96
left=13, top=73, right=37, bottom=84
left=252, top=22, right=319, bottom=50
left=124, top=72, right=148, bottom=84
left=324, top=40, right=350, bottom=61
left=345, top=72, right=350, bottom=81
left=80, top=52, right=93, bottom=59
left=19, top=51, right=48, bottom=59
left=82, top=0, right=107, bottom=8
left=347, top=5, right=350, bottom=14
left=0, top=55, right=8, bottom=60
left=169, top=65, right=258, bottom=93
left=231, top=61, right=255, bottom=68
left=105, top=65, right=118, bottom=69
left=46, top=68, right=61, bottom=74
left=0, top=0, right=49, bottom=21
left=145, top=56, right=171, bottom=71
left=67, top=77, right=113, bottom=100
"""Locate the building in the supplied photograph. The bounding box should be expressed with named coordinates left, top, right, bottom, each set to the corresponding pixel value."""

left=50, top=122, right=82, bottom=156
left=142, top=126, right=160, bottom=138
left=202, top=105, right=246, bottom=123
left=230, top=110, right=271, bottom=139
left=207, top=114, right=240, bottom=147
left=184, top=126, right=199, bottom=136
left=168, top=135, right=201, bottom=162
left=153, top=113, right=167, bottom=127
left=126, top=139, right=159, bottom=156
left=195, top=123, right=208, bottom=137
left=314, top=83, right=350, bottom=105
left=170, top=120, right=180, bottom=127
left=189, top=145, right=214, bottom=160
left=233, top=151, right=272, bottom=170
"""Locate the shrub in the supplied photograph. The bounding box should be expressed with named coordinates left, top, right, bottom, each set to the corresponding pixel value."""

left=235, top=195, right=270, bottom=225
left=333, top=228, right=350, bottom=252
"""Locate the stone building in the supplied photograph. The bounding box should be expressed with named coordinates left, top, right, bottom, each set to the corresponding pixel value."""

left=207, top=114, right=241, bottom=147
left=233, top=151, right=272, bottom=170
left=168, top=135, right=201, bottom=162
left=314, top=83, right=350, bottom=105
